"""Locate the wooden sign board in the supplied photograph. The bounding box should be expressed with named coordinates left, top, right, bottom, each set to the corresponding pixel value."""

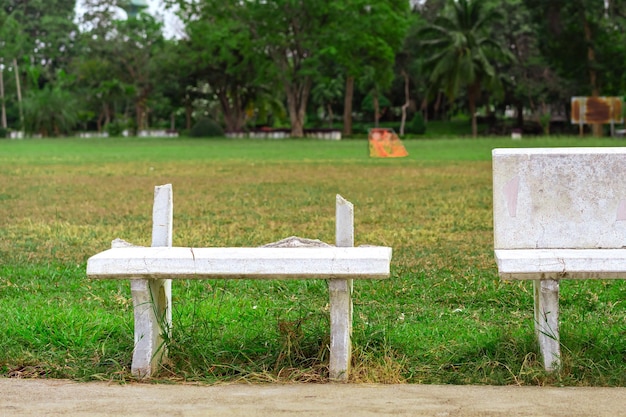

left=571, top=97, right=623, bottom=124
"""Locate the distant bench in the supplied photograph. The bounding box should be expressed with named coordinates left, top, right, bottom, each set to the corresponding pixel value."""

left=87, top=185, right=392, bottom=380
left=492, top=148, right=626, bottom=370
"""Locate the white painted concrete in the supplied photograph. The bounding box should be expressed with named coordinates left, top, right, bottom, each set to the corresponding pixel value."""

left=534, top=279, right=560, bottom=371
left=129, top=184, right=173, bottom=378
left=492, top=148, right=626, bottom=371
left=86, top=188, right=392, bottom=380
left=329, top=195, right=355, bottom=381
left=494, top=249, right=626, bottom=280
left=87, top=246, right=392, bottom=280
left=493, top=147, right=626, bottom=250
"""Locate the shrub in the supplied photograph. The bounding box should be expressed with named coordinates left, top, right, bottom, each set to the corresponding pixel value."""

left=105, top=120, right=125, bottom=137
left=406, top=113, right=426, bottom=135
left=189, top=118, right=224, bottom=138
left=0, top=127, right=7, bottom=139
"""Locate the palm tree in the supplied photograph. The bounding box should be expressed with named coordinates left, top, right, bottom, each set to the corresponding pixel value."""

left=312, top=76, right=344, bottom=128
left=23, top=85, right=80, bottom=137
left=420, top=0, right=512, bottom=137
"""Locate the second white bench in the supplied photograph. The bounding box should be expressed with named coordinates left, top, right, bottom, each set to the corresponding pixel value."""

left=493, top=147, right=626, bottom=370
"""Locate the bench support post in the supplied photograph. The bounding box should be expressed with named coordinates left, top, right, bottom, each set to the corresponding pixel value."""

left=329, top=195, right=354, bottom=381
left=131, top=184, right=173, bottom=378
left=533, top=279, right=560, bottom=371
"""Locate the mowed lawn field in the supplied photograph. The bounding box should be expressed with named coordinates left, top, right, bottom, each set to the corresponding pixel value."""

left=0, top=136, right=624, bottom=386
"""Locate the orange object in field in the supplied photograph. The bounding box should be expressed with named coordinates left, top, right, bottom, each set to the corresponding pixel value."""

left=368, top=128, right=408, bottom=158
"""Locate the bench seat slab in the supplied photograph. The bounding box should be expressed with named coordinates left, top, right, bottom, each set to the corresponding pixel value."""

left=495, top=249, right=626, bottom=280
left=87, top=246, right=392, bottom=280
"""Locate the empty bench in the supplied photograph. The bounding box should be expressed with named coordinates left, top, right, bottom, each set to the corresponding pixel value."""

left=492, top=147, right=626, bottom=371
left=87, top=184, right=392, bottom=380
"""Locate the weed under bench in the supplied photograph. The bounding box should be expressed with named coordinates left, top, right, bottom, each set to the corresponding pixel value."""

left=87, top=185, right=392, bottom=380
left=492, top=148, right=626, bottom=371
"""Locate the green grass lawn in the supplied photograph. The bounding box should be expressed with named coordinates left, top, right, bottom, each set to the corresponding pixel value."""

left=0, top=136, right=625, bottom=385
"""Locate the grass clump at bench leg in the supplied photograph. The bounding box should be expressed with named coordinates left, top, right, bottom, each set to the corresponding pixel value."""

left=0, top=136, right=625, bottom=385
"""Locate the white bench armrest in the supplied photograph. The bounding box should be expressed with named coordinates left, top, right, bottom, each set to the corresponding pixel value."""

left=494, top=249, right=626, bottom=280
left=87, top=246, right=392, bottom=280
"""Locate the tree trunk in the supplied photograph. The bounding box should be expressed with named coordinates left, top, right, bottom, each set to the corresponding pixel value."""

left=434, top=92, right=442, bottom=120
left=468, top=82, right=481, bottom=137
left=541, top=101, right=550, bottom=135
left=516, top=102, right=524, bottom=128
left=185, top=103, right=192, bottom=130
left=468, top=86, right=478, bottom=138
left=97, top=111, right=104, bottom=132
left=583, top=16, right=602, bottom=137
left=421, top=97, right=428, bottom=123
left=135, top=85, right=153, bottom=133
left=13, top=58, right=24, bottom=133
left=399, top=70, right=410, bottom=135
left=135, top=101, right=144, bottom=133
left=105, top=104, right=111, bottom=126
left=342, top=76, right=354, bottom=136
left=217, top=90, right=245, bottom=132
left=0, top=65, right=6, bottom=129
left=327, top=103, right=334, bottom=129
left=285, top=77, right=311, bottom=138
left=287, top=96, right=305, bottom=137
left=373, top=91, right=380, bottom=128
left=470, top=100, right=478, bottom=138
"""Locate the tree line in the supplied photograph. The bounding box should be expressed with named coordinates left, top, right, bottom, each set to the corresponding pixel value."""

left=1, top=0, right=625, bottom=138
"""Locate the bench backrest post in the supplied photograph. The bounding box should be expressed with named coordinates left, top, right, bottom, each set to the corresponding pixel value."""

left=131, top=184, right=173, bottom=378
left=335, top=194, right=354, bottom=247
left=329, top=195, right=354, bottom=381
left=152, top=184, right=173, bottom=247
left=151, top=184, right=173, bottom=336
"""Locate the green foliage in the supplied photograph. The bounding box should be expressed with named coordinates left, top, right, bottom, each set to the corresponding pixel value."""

left=406, top=112, right=426, bottom=135
left=0, top=127, right=7, bottom=138
left=2, top=0, right=626, bottom=140
left=0, top=10, right=25, bottom=60
left=311, top=75, right=343, bottom=128
left=70, top=8, right=164, bottom=133
left=189, top=117, right=224, bottom=138
left=105, top=120, right=126, bottom=137
left=176, top=1, right=272, bottom=133
left=419, top=0, right=513, bottom=136
left=361, top=93, right=392, bottom=114
left=326, top=0, right=411, bottom=134
left=22, top=85, right=79, bottom=136
left=420, top=0, right=507, bottom=98
left=523, top=0, right=625, bottom=96
left=0, top=0, right=77, bottom=79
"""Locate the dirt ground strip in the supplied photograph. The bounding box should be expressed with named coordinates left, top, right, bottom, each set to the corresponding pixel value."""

left=1, top=379, right=626, bottom=417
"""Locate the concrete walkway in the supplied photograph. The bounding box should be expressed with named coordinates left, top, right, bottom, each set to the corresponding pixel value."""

left=2, top=378, right=626, bottom=417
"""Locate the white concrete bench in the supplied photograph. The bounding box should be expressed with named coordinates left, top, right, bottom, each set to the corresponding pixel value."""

left=87, top=185, right=392, bottom=380
left=492, top=147, right=626, bottom=371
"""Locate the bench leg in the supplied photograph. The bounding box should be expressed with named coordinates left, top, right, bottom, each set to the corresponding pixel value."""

left=131, top=183, right=173, bottom=378
left=533, top=279, right=560, bottom=371
left=329, top=278, right=353, bottom=381
left=131, top=279, right=171, bottom=378
left=330, top=195, right=354, bottom=381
